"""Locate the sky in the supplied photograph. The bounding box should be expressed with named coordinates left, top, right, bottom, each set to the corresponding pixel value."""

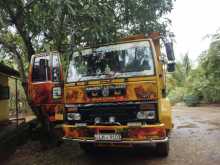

left=169, top=0, right=220, bottom=62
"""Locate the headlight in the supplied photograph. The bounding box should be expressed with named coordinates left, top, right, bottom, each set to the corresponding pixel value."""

left=67, top=113, right=81, bottom=121
left=52, top=87, right=62, bottom=99
left=109, top=116, right=115, bottom=123
left=94, top=117, right=101, bottom=124
left=137, top=111, right=156, bottom=120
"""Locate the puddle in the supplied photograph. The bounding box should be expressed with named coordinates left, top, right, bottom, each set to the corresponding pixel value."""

left=177, top=123, right=198, bottom=129
left=207, top=121, right=220, bottom=127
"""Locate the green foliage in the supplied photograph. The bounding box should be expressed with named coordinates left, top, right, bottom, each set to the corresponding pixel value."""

left=168, top=34, right=220, bottom=105
left=190, top=39, right=220, bottom=103
left=0, top=0, right=175, bottom=113
left=183, top=95, right=199, bottom=107
left=168, top=87, right=185, bottom=105
left=167, top=54, right=191, bottom=90
left=0, top=0, right=174, bottom=66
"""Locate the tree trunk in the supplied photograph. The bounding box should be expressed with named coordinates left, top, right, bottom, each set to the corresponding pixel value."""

left=1, top=0, right=61, bottom=148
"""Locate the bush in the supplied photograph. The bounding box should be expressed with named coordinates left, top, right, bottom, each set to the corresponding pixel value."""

left=168, top=87, right=185, bottom=105
left=183, top=95, right=200, bottom=107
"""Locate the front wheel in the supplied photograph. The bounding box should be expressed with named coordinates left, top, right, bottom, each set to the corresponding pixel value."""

left=156, top=140, right=169, bottom=157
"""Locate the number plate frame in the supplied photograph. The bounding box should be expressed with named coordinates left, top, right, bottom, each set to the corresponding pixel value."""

left=94, top=133, right=122, bottom=141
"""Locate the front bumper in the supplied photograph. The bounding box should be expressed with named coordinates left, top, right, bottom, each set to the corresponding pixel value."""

left=63, top=137, right=168, bottom=144
left=63, top=124, right=167, bottom=144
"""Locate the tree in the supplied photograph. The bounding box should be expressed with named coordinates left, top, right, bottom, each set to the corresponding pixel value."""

left=168, top=54, right=191, bottom=87
left=168, top=33, right=220, bottom=104
left=192, top=37, right=220, bottom=102
left=0, top=0, right=175, bottom=144
left=167, top=53, right=192, bottom=104
left=0, top=0, right=174, bottom=86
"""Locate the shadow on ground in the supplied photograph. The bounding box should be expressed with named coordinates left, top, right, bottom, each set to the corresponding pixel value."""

left=4, top=140, right=166, bottom=165
left=75, top=144, right=161, bottom=165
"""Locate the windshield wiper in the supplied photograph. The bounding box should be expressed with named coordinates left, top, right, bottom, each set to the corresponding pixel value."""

left=77, top=71, right=119, bottom=82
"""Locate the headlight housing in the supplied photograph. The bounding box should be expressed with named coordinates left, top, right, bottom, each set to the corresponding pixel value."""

left=67, top=113, right=81, bottom=121
left=136, top=111, right=156, bottom=120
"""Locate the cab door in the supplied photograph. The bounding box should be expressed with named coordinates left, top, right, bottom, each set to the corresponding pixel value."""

left=28, top=52, right=64, bottom=121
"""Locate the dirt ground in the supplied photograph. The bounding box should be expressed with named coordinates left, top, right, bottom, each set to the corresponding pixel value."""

left=3, top=104, right=220, bottom=165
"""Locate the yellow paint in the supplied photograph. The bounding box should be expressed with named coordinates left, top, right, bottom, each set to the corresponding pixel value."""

left=0, top=75, right=9, bottom=122
left=55, top=104, right=64, bottom=121
left=63, top=34, right=173, bottom=137
left=159, top=98, right=173, bottom=130
left=65, top=79, right=158, bottom=104
left=55, top=113, right=64, bottom=121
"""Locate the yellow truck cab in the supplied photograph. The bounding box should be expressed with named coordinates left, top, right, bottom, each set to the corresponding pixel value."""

left=62, top=32, right=175, bottom=157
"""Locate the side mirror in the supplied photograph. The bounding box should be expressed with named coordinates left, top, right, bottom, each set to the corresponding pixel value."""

left=167, top=63, right=175, bottom=72
left=165, top=42, right=175, bottom=61
left=160, top=53, right=167, bottom=64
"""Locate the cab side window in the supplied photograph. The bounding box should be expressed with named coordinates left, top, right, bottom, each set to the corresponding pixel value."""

left=52, top=54, right=61, bottom=82
left=32, top=56, right=50, bottom=82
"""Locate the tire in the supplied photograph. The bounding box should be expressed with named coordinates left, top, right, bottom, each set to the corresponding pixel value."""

left=166, top=129, right=171, bottom=136
left=79, top=143, right=95, bottom=153
left=156, top=140, right=169, bottom=157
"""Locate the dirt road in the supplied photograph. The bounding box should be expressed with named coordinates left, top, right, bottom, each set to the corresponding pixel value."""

left=4, top=105, right=220, bottom=165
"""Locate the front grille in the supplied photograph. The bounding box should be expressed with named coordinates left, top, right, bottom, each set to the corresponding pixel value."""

left=86, top=84, right=126, bottom=98
left=67, top=102, right=158, bottom=125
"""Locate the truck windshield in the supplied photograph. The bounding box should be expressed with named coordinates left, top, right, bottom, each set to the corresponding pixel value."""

left=67, top=41, right=155, bottom=82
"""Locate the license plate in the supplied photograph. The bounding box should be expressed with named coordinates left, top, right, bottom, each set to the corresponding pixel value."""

left=95, top=133, right=122, bottom=141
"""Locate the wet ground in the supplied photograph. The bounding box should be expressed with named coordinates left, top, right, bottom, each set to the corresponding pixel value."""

left=3, top=104, right=220, bottom=165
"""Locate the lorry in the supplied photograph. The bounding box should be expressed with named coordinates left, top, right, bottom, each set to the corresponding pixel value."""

left=28, top=32, right=175, bottom=156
